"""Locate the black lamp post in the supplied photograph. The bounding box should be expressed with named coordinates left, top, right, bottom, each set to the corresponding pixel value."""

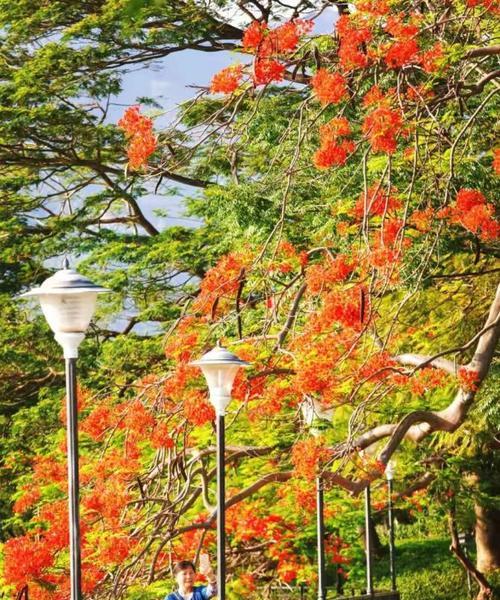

left=191, top=344, right=249, bottom=600
left=365, top=485, right=374, bottom=597
left=301, top=399, right=333, bottom=600
left=386, top=461, right=397, bottom=592
left=316, top=476, right=327, bottom=600
left=21, top=260, right=108, bottom=600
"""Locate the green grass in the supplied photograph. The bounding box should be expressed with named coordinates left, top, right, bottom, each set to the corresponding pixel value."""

left=336, top=537, right=499, bottom=600
left=263, top=537, right=499, bottom=599
left=372, top=537, right=471, bottom=600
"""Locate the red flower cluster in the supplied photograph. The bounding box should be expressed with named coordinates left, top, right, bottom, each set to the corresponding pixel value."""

left=336, top=15, right=372, bottom=71
left=450, top=188, right=499, bottom=241
left=118, top=399, right=156, bottom=435
left=247, top=378, right=296, bottom=420
left=270, top=240, right=308, bottom=274
left=385, top=14, right=420, bottom=39
left=359, top=351, right=396, bottom=382
left=32, top=455, right=66, bottom=485
left=314, top=117, right=355, bottom=169
left=380, top=218, right=406, bottom=248
left=295, top=340, right=340, bottom=400
left=272, top=19, right=314, bottom=53
left=117, top=106, right=157, bottom=170
left=243, top=19, right=312, bottom=55
left=325, top=535, right=351, bottom=566
left=466, top=0, right=500, bottom=13
left=421, top=42, right=444, bottom=73
left=356, top=0, right=390, bottom=15
left=38, top=501, right=70, bottom=550
left=163, top=363, right=197, bottom=399
left=235, top=19, right=312, bottom=88
left=353, top=185, right=402, bottom=219
left=151, top=421, right=175, bottom=449
left=80, top=404, right=114, bottom=441
left=312, top=286, right=367, bottom=332
left=3, top=536, right=54, bottom=588
left=194, top=251, right=250, bottom=316
left=13, top=486, right=41, bottom=514
left=311, top=69, right=348, bottom=105
left=83, top=482, right=131, bottom=520
left=243, top=20, right=268, bottom=50
left=363, top=84, right=389, bottom=107
left=407, top=367, right=447, bottom=395
left=306, top=254, right=355, bottom=293
left=410, top=207, right=434, bottom=233
left=164, top=316, right=201, bottom=363
left=183, top=389, right=216, bottom=426
left=97, top=532, right=135, bottom=565
left=210, top=64, right=243, bottom=94
left=254, top=58, right=285, bottom=85
left=226, top=500, right=302, bottom=584
left=291, top=437, right=331, bottom=479
left=457, top=366, right=480, bottom=392
left=384, top=14, right=420, bottom=69
left=385, top=38, right=420, bottom=68
left=362, top=105, right=403, bottom=154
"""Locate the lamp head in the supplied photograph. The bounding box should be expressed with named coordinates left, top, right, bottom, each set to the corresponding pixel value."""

left=300, top=398, right=334, bottom=437
left=385, top=460, right=396, bottom=481
left=190, top=344, right=249, bottom=415
left=21, top=260, right=109, bottom=357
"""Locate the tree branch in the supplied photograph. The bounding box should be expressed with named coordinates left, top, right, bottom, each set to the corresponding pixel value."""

left=395, top=353, right=456, bottom=375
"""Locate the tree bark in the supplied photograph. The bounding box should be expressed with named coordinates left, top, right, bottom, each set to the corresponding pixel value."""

left=475, top=502, right=500, bottom=573
left=359, top=517, right=384, bottom=559
left=448, top=508, right=494, bottom=600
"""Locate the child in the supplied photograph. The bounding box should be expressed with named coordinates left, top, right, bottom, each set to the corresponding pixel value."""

left=165, top=554, right=217, bottom=600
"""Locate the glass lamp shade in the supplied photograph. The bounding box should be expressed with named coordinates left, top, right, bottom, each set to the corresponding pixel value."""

left=38, top=291, right=99, bottom=333
left=191, top=345, right=249, bottom=415
left=300, top=398, right=334, bottom=438
left=386, top=460, right=395, bottom=481
left=21, top=265, right=108, bottom=334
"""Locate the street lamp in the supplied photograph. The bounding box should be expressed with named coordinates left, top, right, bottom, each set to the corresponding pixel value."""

left=191, top=344, right=249, bottom=600
left=21, top=259, right=108, bottom=600
left=301, top=399, right=333, bottom=600
left=385, top=460, right=397, bottom=592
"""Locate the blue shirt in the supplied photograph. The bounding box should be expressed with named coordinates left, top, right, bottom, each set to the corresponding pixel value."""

left=165, top=584, right=216, bottom=600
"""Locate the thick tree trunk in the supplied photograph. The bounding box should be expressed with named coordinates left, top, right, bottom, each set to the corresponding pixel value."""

left=475, top=503, right=500, bottom=573
left=448, top=508, right=493, bottom=600
left=359, top=517, right=384, bottom=559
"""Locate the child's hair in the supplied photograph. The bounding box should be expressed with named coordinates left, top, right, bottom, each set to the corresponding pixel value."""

left=173, top=560, right=196, bottom=575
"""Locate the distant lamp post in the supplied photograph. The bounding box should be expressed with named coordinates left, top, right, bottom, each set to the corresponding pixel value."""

left=21, top=259, right=108, bottom=600
left=191, top=344, right=249, bottom=600
left=364, top=484, right=374, bottom=597
left=301, top=399, right=334, bottom=600
left=386, top=460, right=397, bottom=592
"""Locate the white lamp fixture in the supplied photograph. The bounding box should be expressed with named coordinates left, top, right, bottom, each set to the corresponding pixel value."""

left=300, top=397, right=334, bottom=438
left=21, top=259, right=109, bottom=358
left=190, top=344, right=249, bottom=415
left=386, top=460, right=396, bottom=481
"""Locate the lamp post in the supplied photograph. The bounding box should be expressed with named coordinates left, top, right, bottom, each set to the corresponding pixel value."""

left=191, top=344, right=249, bottom=600
left=364, top=485, right=374, bottom=597
left=301, top=399, right=333, bottom=600
left=386, top=461, right=397, bottom=592
left=21, top=260, right=108, bottom=600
